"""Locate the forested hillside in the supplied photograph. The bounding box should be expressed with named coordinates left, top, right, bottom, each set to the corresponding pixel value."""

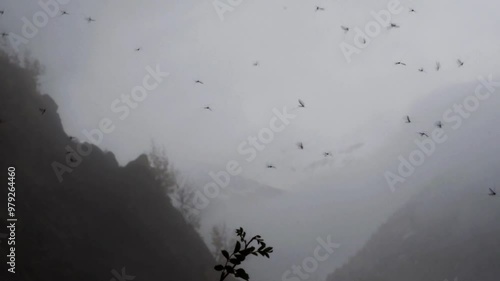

left=327, top=172, right=500, bottom=281
left=0, top=51, right=217, bottom=281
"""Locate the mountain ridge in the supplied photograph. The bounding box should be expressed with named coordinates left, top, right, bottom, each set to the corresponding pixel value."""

left=0, top=51, right=218, bottom=281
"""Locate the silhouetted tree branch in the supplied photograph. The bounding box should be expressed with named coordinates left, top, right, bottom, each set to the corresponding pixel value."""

left=214, top=227, right=273, bottom=281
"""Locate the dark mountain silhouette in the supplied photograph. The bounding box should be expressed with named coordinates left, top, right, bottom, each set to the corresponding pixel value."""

left=326, top=175, right=500, bottom=281
left=0, top=51, right=217, bottom=281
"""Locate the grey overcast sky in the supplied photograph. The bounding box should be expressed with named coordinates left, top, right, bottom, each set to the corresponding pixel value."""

left=1, top=0, right=500, bottom=188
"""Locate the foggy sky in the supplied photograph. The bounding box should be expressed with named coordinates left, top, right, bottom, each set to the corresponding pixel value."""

left=2, top=0, right=500, bottom=189
left=3, top=2, right=500, bottom=281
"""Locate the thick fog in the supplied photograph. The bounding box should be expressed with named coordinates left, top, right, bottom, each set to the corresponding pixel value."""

left=2, top=0, right=500, bottom=281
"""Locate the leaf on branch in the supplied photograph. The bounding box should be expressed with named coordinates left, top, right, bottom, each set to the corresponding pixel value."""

left=235, top=268, right=249, bottom=281
left=235, top=254, right=245, bottom=262
left=234, top=241, right=241, bottom=253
